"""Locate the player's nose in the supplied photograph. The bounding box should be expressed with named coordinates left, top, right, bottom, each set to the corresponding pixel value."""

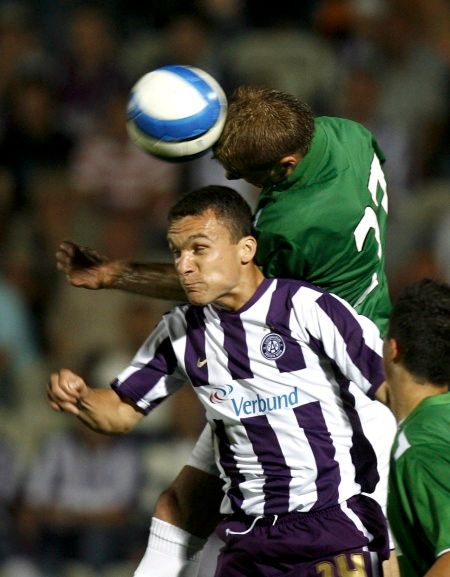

left=176, top=252, right=195, bottom=275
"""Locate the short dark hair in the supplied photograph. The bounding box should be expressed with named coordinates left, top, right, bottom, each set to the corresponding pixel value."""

left=387, top=278, right=450, bottom=386
left=213, top=85, right=315, bottom=175
left=168, top=185, right=253, bottom=242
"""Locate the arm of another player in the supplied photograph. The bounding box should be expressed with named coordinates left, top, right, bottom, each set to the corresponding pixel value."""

left=424, top=552, right=450, bottom=577
left=47, top=368, right=144, bottom=434
left=382, top=552, right=400, bottom=577
left=56, top=240, right=185, bottom=301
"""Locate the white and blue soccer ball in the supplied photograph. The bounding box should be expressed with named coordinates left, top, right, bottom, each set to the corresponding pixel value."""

left=126, top=65, right=228, bottom=161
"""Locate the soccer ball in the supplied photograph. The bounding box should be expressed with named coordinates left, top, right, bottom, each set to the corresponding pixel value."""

left=126, top=64, right=228, bottom=161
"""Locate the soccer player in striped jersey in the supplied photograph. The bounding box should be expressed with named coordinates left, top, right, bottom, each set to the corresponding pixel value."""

left=55, top=86, right=397, bottom=575
left=49, top=186, right=392, bottom=577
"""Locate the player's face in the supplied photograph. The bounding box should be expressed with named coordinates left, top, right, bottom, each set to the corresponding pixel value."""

left=167, top=210, right=254, bottom=310
left=225, top=158, right=296, bottom=188
left=225, top=165, right=276, bottom=188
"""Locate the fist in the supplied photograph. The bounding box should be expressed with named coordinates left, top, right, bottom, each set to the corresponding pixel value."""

left=47, top=369, right=87, bottom=415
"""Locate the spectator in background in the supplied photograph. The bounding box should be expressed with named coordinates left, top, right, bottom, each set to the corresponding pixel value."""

left=0, top=75, right=73, bottom=217
left=333, top=64, right=411, bottom=213
left=0, top=435, right=22, bottom=569
left=317, top=1, right=449, bottom=187
left=0, top=2, right=48, bottom=118
left=0, top=270, right=40, bottom=407
left=3, top=168, right=79, bottom=355
left=69, top=89, right=182, bottom=251
left=58, top=3, right=127, bottom=138
left=20, top=419, right=144, bottom=577
left=384, top=278, right=450, bottom=577
left=433, top=207, right=450, bottom=283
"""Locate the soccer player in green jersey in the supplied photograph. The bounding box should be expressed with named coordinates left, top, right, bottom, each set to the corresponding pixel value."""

left=384, top=278, right=450, bottom=577
left=56, top=85, right=396, bottom=576
left=58, top=86, right=390, bottom=333
left=216, top=87, right=390, bottom=334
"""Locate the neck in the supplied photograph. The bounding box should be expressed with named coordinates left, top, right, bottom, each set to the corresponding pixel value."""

left=390, top=366, right=448, bottom=421
left=214, top=266, right=265, bottom=312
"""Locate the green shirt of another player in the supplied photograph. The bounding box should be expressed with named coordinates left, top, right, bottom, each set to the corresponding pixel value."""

left=387, top=393, right=450, bottom=577
left=254, top=116, right=391, bottom=334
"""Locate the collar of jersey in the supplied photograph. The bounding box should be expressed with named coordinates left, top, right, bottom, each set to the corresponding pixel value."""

left=258, top=117, right=341, bottom=206
left=401, top=391, right=450, bottom=430
left=211, top=277, right=273, bottom=317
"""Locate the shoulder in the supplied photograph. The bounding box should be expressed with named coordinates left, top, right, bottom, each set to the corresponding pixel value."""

left=316, top=115, right=372, bottom=136
left=394, top=438, right=450, bottom=494
left=276, top=279, right=345, bottom=324
left=394, top=406, right=450, bottom=466
left=272, top=278, right=325, bottom=301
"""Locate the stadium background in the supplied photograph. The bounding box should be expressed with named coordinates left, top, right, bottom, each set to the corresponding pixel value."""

left=0, top=0, right=448, bottom=575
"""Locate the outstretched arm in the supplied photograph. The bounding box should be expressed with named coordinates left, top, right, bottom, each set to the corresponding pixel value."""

left=47, top=368, right=144, bottom=434
left=56, top=241, right=185, bottom=301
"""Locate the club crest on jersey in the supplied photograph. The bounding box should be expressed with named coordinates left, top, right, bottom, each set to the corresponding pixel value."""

left=209, top=384, right=234, bottom=404
left=261, top=333, right=285, bottom=360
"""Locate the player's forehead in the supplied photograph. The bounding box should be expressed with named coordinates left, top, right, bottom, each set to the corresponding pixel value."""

left=167, top=209, right=231, bottom=246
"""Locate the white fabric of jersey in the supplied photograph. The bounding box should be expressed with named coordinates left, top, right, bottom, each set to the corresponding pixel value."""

left=113, top=278, right=395, bottom=517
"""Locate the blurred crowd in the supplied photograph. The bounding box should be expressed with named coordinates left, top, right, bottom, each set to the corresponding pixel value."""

left=0, top=0, right=448, bottom=575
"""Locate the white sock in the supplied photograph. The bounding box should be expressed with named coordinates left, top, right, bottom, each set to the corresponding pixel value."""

left=133, top=518, right=207, bottom=577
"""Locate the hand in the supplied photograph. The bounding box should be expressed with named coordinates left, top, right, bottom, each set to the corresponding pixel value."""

left=47, top=369, right=88, bottom=416
left=56, top=241, right=112, bottom=289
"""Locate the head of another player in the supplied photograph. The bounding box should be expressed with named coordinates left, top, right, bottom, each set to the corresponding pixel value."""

left=167, top=185, right=262, bottom=310
left=383, top=278, right=450, bottom=418
left=213, top=85, right=315, bottom=188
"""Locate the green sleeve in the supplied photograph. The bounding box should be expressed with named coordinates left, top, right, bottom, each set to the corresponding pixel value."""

left=401, top=447, right=450, bottom=557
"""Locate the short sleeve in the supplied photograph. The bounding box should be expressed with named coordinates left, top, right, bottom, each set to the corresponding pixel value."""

left=401, top=447, right=450, bottom=557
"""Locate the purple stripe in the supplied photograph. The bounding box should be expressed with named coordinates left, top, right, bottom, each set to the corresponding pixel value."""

left=213, top=419, right=245, bottom=512
left=184, top=306, right=209, bottom=388
left=347, top=494, right=389, bottom=560
left=317, top=292, right=384, bottom=392
left=293, top=401, right=340, bottom=510
left=241, top=414, right=291, bottom=514
left=331, top=362, right=379, bottom=493
left=265, top=279, right=306, bottom=373
left=112, top=337, right=178, bottom=412
left=307, top=330, right=380, bottom=494
left=218, top=312, right=253, bottom=380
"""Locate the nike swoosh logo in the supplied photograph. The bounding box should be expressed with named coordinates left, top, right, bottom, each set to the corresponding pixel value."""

left=197, top=358, right=208, bottom=368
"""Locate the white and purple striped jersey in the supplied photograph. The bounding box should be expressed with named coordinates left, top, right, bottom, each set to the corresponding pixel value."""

left=113, top=278, right=388, bottom=517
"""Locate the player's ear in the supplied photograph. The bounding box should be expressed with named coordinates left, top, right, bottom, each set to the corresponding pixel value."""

left=385, top=338, right=400, bottom=363
left=239, top=235, right=257, bottom=263
left=269, top=154, right=300, bottom=183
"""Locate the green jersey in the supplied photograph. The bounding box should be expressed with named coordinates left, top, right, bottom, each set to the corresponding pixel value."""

left=254, top=116, right=391, bottom=334
left=387, top=393, right=450, bottom=577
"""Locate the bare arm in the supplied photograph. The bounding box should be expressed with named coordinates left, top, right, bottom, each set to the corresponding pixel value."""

left=382, top=551, right=400, bottom=577
left=424, top=552, right=450, bottom=577
left=56, top=241, right=185, bottom=301
left=47, top=368, right=144, bottom=434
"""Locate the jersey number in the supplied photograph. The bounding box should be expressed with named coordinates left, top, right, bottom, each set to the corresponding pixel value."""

left=352, top=155, right=387, bottom=307
left=316, top=553, right=368, bottom=577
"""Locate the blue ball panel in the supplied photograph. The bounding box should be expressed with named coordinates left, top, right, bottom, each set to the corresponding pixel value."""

left=127, top=65, right=222, bottom=142
left=129, top=99, right=221, bottom=142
